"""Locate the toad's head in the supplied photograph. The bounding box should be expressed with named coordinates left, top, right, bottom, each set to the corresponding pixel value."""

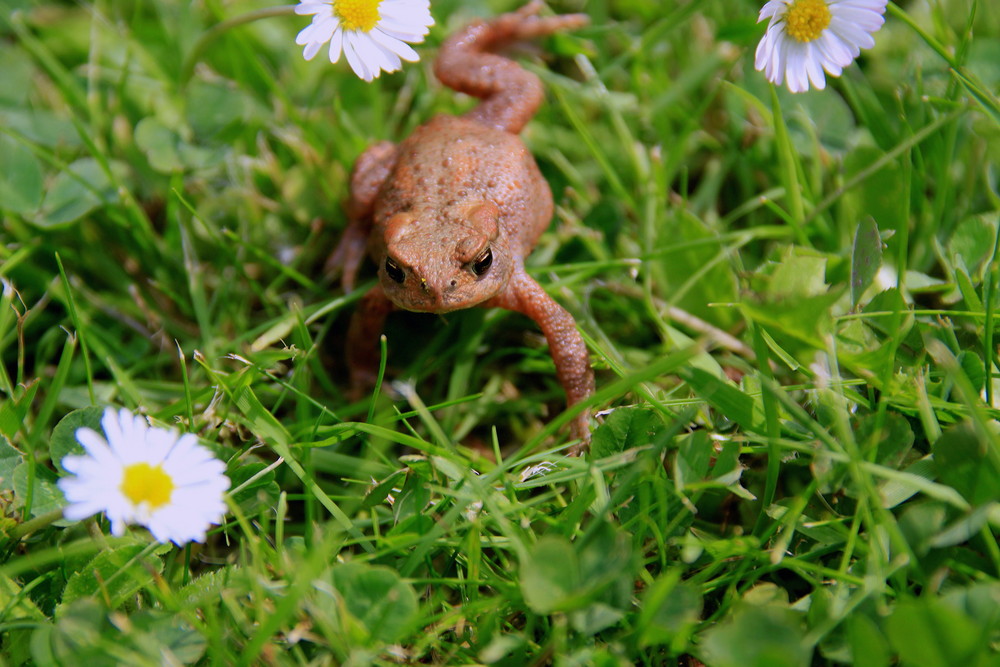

left=375, top=200, right=514, bottom=313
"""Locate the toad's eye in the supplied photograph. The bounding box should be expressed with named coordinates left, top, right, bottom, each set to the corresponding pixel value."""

left=385, top=258, right=405, bottom=283
left=472, top=247, right=493, bottom=277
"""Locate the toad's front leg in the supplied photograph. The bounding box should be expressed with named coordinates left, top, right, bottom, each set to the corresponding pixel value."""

left=486, top=269, right=594, bottom=453
left=326, top=141, right=397, bottom=292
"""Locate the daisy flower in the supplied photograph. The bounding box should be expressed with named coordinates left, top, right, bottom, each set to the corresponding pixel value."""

left=754, top=0, right=888, bottom=93
left=58, top=408, right=230, bottom=546
left=295, top=0, right=434, bottom=82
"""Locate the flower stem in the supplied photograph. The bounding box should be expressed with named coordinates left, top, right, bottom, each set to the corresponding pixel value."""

left=9, top=509, right=65, bottom=541
left=180, top=5, right=298, bottom=87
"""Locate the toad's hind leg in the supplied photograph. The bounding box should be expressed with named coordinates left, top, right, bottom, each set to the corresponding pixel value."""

left=434, top=2, right=588, bottom=134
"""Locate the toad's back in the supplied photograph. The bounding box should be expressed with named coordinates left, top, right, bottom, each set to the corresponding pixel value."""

left=373, top=115, right=552, bottom=256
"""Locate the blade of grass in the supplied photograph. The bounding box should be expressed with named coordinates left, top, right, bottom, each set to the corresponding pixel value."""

left=194, top=356, right=374, bottom=552
left=55, top=254, right=96, bottom=405
left=769, top=86, right=809, bottom=246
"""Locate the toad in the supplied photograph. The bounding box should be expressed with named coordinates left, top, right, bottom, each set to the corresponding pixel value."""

left=328, top=2, right=594, bottom=451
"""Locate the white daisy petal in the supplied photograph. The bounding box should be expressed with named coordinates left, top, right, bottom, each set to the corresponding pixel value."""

left=754, top=0, right=887, bottom=92
left=329, top=27, right=345, bottom=64
left=379, top=2, right=432, bottom=37
left=376, top=17, right=429, bottom=43
left=361, top=31, right=403, bottom=72
left=296, top=17, right=333, bottom=46
left=67, top=431, right=118, bottom=470
left=376, top=43, right=402, bottom=73
left=301, top=36, right=326, bottom=59
left=61, top=489, right=113, bottom=520
left=344, top=32, right=375, bottom=81
left=785, top=45, right=808, bottom=92
left=816, top=30, right=853, bottom=69
left=804, top=48, right=828, bottom=89
left=295, top=2, right=332, bottom=17
left=370, top=28, right=419, bottom=62
left=345, top=26, right=387, bottom=77
left=358, top=39, right=386, bottom=79
left=831, top=4, right=885, bottom=29
left=763, top=24, right=787, bottom=82
left=758, top=0, right=788, bottom=21
left=74, top=427, right=108, bottom=455
left=165, top=460, right=227, bottom=487
left=755, top=33, right=774, bottom=72
left=294, top=0, right=434, bottom=81
left=101, top=409, right=129, bottom=456
left=57, top=407, right=230, bottom=546
left=108, top=516, right=128, bottom=537
left=829, top=18, right=874, bottom=53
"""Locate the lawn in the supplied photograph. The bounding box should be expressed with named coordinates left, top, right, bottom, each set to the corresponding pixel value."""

left=1, top=0, right=998, bottom=664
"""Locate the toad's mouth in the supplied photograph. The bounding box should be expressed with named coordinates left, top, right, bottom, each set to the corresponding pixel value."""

left=389, top=291, right=491, bottom=314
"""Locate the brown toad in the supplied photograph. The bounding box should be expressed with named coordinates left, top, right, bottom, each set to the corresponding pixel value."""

left=329, top=2, right=594, bottom=450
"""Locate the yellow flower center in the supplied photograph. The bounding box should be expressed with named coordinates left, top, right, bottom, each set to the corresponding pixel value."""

left=121, top=463, right=174, bottom=508
left=333, top=0, right=382, bottom=32
left=784, top=0, right=832, bottom=43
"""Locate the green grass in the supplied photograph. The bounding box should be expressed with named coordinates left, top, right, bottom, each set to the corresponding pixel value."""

left=1, top=0, right=999, bottom=664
